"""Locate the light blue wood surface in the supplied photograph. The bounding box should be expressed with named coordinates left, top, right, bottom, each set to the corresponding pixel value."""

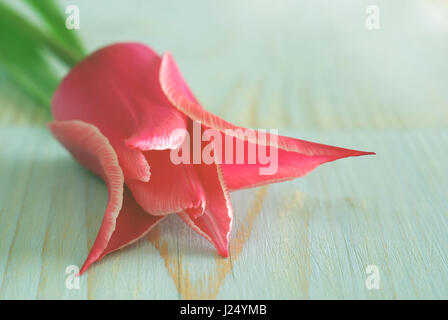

left=0, top=0, right=447, bottom=299
left=0, top=127, right=447, bottom=299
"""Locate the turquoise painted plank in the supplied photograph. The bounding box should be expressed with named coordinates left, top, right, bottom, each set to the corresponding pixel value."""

left=0, top=128, right=447, bottom=299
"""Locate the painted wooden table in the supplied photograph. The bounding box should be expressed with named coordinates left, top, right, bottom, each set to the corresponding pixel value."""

left=0, top=0, right=447, bottom=299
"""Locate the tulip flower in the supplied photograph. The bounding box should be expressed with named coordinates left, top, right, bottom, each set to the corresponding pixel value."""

left=49, top=43, right=373, bottom=274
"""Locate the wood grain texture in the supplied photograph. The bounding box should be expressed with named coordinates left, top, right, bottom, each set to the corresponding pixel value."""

left=0, top=0, right=447, bottom=299
left=0, top=128, right=447, bottom=299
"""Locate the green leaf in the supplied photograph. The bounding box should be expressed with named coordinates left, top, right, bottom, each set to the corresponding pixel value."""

left=0, top=1, right=81, bottom=67
left=0, top=18, right=59, bottom=107
left=0, top=0, right=86, bottom=107
left=24, top=0, right=85, bottom=58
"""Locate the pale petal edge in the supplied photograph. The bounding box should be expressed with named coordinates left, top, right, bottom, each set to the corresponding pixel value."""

left=49, top=120, right=125, bottom=274
left=177, top=163, right=233, bottom=257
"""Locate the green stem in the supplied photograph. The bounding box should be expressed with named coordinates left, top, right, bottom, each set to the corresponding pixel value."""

left=0, top=1, right=81, bottom=67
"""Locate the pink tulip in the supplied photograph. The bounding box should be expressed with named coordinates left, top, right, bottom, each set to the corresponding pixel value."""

left=49, top=43, right=374, bottom=274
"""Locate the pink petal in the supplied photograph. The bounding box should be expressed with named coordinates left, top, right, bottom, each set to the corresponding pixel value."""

left=85, top=187, right=163, bottom=274
left=160, top=52, right=374, bottom=191
left=220, top=133, right=374, bottom=191
left=113, top=142, right=151, bottom=182
left=49, top=120, right=162, bottom=274
left=126, top=150, right=206, bottom=217
left=178, top=163, right=233, bottom=257
left=49, top=120, right=124, bottom=190
left=52, top=43, right=188, bottom=182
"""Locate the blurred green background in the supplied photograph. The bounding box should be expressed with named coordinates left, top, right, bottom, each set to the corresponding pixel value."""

left=1, top=0, right=447, bottom=131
